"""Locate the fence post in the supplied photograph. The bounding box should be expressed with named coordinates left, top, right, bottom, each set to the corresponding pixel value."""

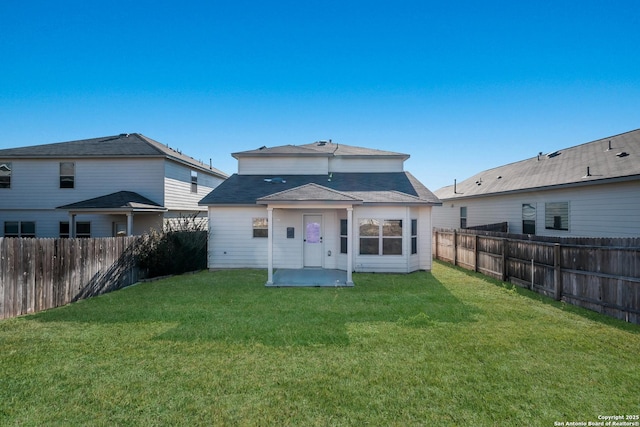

left=434, top=229, right=438, bottom=260
left=502, top=238, right=508, bottom=282
left=474, top=234, right=479, bottom=272
left=453, top=230, right=457, bottom=266
left=554, top=243, right=562, bottom=301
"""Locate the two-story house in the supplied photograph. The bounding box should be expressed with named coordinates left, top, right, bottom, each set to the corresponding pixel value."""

left=0, top=133, right=227, bottom=238
left=199, top=140, right=441, bottom=286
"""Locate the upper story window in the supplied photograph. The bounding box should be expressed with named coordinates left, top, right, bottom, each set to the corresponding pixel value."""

left=60, top=162, right=75, bottom=188
left=191, top=170, right=198, bottom=193
left=0, top=162, right=11, bottom=188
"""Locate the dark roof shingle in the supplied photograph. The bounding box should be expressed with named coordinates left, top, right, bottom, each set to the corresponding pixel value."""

left=435, top=128, right=640, bottom=200
left=200, top=172, right=440, bottom=206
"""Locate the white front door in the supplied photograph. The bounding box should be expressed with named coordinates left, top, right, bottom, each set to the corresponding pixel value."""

left=303, top=214, right=323, bottom=267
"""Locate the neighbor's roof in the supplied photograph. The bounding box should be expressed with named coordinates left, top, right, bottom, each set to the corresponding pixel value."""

left=199, top=172, right=441, bottom=206
left=0, top=133, right=228, bottom=178
left=435, top=128, right=640, bottom=200
left=57, top=191, right=166, bottom=212
left=232, top=140, right=410, bottom=160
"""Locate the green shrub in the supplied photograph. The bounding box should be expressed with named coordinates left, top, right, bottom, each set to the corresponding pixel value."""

left=136, top=214, right=207, bottom=277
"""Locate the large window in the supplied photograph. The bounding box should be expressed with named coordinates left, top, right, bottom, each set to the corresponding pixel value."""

left=0, top=162, right=11, bottom=188
left=4, top=221, right=35, bottom=237
left=359, top=219, right=403, bottom=255
left=252, top=218, right=268, bottom=238
left=545, top=202, right=569, bottom=231
left=60, top=162, right=75, bottom=188
left=522, top=203, right=536, bottom=235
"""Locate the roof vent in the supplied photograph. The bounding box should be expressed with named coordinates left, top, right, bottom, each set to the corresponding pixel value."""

left=607, top=140, right=613, bottom=151
left=546, top=151, right=561, bottom=158
left=259, top=146, right=267, bottom=150
left=616, top=152, right=629, bottom=158
left=119, top=133, right=129, bottom=138
left=317, top=141, right=328, bottom=146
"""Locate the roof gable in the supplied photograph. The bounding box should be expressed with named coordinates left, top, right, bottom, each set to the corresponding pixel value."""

left=258, top=183, right=363, bottom=203
left=435, top=128, right=640, bottom=199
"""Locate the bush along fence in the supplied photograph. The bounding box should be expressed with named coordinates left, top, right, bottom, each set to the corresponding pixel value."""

left=0, top=236, right=143, bottom=320
left=433, top=228, right=640, bottom=324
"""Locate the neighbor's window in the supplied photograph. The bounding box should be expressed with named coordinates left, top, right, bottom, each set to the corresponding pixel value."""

left=60, top=162, right=75, bottom=188
left=411, top=219, right=418, bottom=254
left=191, top=170, right=198, bottom=193
left=4, top=221, right=35, bottom=237
left=460, top=206, right=467, bottom=229
left=340, top=219, right=348, bottom=254
left=522, top=203, right=536, bottom=234
left=359, top=219, right=403, bottom=255
left=0, top=162, right=11, bottom=188
left=76, top=222, right=91, bottom=238
left=60, top=222, right=70, bottom=238
left=252, top=218, right=268, bottom=238
left=545, top=202, right=569, bottom=231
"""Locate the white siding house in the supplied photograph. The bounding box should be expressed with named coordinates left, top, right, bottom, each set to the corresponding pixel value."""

left=0, top=133, right=227, bottom=238
left=432, top=129, right=640, bottom=238
left=200, top=141, right=441, bottom=285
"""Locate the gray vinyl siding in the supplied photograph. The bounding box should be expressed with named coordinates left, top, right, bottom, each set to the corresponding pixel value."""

left=164, top=160, right=224, bottom=212
left=238, top=157, right=329, bottom=175
left=0, top=158, right=164, bottom=210
left=208, top=207, right=269, bottom=268
left=432, top=180, right=640, bottom=238
left=329, top=157, right=405, bottom=173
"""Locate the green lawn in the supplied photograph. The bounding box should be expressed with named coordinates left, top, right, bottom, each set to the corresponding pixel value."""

left=1, top=261, right=638, bottom=426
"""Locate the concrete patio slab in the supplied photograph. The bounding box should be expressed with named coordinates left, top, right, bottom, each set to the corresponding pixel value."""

left=267, top=268, right=353, bottom=287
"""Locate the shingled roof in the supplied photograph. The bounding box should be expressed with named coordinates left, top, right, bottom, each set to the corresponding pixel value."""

left=435, top=129, right=640, bottom=200
left=0, top=133, right=228, bottom=178
left=57, top=191, right=166, bottom=211
left=233, top=140, right=410, bottom=160
left=199, top=172, right=440, bottom=206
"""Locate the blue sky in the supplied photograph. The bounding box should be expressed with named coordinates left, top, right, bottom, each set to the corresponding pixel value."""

left=1, top=0, right=638, bottom=190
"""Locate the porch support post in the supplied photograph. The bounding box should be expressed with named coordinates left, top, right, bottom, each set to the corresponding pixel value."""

left=126, top=213, right=134, bottom=236
left=267, top=207, right=274, bottom=285
left=69, top=213, right=76, bottom=238
left=347, top=206, right=354, bottom=285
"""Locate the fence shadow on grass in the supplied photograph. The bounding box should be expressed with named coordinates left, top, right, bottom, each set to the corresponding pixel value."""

left=440, top=261, right=640, bottom=334
left=31, top=270, right=483, bottom=347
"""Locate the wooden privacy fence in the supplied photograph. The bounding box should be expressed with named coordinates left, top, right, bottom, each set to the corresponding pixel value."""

left=433, top=228, right=640, bottom=324
left=0, top=236, right=144, bottom=320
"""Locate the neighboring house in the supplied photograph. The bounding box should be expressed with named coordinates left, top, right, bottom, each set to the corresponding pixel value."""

left=432, top=129, right=640, bottom=238
left=0, top=133, right=227, bottom=238
left=199, top=140, right=441, bottom=285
